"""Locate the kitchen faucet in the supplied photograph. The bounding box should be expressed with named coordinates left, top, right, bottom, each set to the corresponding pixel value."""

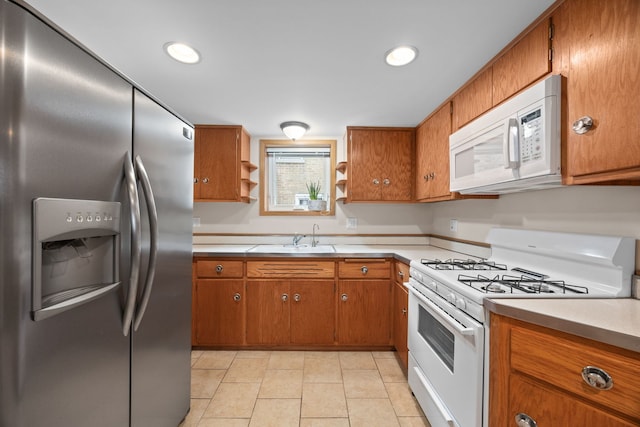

left=311, top=224, right=319, bottom=247
left=292, top=233, right=304, bottom=247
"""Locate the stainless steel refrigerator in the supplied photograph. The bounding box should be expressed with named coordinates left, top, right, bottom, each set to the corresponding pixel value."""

left=0, top=1, right=193, bottom=426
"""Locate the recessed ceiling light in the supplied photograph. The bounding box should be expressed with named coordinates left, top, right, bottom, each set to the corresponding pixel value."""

left=164, top=42, right=200, bottom=64
left=385, top=46, right=418, bottom=67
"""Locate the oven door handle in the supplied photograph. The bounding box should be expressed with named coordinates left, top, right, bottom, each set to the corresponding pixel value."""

left=409, top=286, right=476, bottom=337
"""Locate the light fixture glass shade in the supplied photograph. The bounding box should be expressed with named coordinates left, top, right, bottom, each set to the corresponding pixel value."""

left=164, top=42, right=200, bottom=64
left=385, top=46, right=418, bottom=66
left=280, top=121, right=309, bottom=140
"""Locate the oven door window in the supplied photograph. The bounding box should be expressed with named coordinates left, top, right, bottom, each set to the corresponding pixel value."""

left=418, top=305, right=454, bottom=372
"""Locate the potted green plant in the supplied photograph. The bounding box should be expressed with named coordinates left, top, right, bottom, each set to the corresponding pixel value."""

left=306, top=180, right=326, bottom=211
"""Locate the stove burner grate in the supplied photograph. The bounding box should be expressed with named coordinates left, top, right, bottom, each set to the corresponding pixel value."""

left=420, top=258, right=507, bottom=271
left=457, top=273, right=590, bottom=295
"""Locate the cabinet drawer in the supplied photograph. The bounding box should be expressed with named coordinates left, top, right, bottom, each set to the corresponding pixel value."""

left=339, top=259, right=391, bottom=279
left=247, top=261, right=335, bottom=278
left=510, top=324, right=640, bottom=419
left=196, top=260, right=244, bottom=278
left=394, top=261, right=410, bottom=284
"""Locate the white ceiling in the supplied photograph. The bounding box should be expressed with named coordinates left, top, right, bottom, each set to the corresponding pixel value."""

left=25, top=0, right=555, bottom=138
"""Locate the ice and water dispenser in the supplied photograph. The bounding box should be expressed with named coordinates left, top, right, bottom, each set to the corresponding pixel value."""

left=32, top=198, right=122, bottom=321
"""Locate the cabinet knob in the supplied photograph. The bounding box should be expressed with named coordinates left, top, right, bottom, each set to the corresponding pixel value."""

left=581, top=366, right=613, bottom=390
left=294, top=293, right=301, bottom=302
left=383, top=178, right=390, bottom=185
left=398, top=271, right=404, bottom=277
left=402, top=308, right=407, bottom=315
left=281, top=293, right=289, bottom=302
left=423, top=174, right=430, bottom=181
left=216, top=264, right=224, bottom=273
left=193, top=177, right=199, bottom=184
left=372, top=178, right=380, bottom=185
left=233, top=293, right=241, bottom=302
left=515, top=413, right=537, bottom=427
left=341, top=293, right=348, bottom=302
left=202, top=177, right=210, bottom=183
left=572, top=116, right=594, bottom=134
left=430, top=172, right=435, bottom=179
left=361, top=266, right=368, bottom=274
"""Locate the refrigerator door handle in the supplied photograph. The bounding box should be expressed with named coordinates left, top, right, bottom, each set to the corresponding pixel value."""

left=123, top=153, right=141, bottom=336
left=133, top=154, right=158, bottom=331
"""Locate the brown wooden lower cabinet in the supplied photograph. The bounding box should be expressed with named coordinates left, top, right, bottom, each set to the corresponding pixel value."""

left=194, top=278, right=245, bottom=346
left=192, top=257, right=398, bottom=351
left=337, top=279, right=391, bottom=345
left=246, top=280, right=335, bottom=345
left=392, top=261, right=409, bottom=369
left=490, top=313, right=640, bottom=426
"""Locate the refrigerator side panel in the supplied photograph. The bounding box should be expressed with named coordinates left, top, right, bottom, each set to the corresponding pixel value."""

left=131, top=89, right=193, bottom=427
left=0, top=2, right=132, bottom=426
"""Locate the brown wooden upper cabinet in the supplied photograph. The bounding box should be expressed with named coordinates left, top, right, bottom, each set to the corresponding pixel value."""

left=415, top=103, right=454, bottom=202
left=194, top=125, right=257, bottom=202
left=345, top=126, right=415, bottom=202
left=452, top=19, right=551, bottom=132
left=560, top=0, right=640, bottom=183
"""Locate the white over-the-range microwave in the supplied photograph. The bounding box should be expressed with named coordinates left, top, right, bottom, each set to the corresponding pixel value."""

left=449, top=74, right=562, bottom=194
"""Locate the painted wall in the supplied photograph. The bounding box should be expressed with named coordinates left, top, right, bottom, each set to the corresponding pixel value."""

left=194, top=135, right=640, bottom=267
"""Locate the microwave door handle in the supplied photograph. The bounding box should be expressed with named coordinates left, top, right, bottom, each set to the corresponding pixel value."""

left=504, top=118, right=520, bottom=169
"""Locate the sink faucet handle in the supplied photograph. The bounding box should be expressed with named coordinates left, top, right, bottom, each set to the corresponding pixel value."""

left=293, top=233, right=304, bottom=246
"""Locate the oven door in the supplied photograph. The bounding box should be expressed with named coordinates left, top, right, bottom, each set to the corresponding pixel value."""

left=407, top=283, right=484, bottom=427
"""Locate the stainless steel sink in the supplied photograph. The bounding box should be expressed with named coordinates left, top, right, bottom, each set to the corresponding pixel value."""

left=247, top=244, right=336, bottom=253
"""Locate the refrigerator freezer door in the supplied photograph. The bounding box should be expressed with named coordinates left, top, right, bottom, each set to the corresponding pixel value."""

left=130, top=89, right=193, bottom=427
left=0, top=1, right=132, bottom=426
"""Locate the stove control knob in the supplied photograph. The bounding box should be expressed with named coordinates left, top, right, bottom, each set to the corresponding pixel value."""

left=447, top=293, right=456, bottom=304
left=455, top=298, right=466, bottom=310
left=429, top=281, right=437, bottom=291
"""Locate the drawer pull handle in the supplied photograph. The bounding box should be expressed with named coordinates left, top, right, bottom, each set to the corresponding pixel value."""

left=515, top=413, right=537, bottom=427
left=361, top=266, right=368, bottom=274
left=281, top=293, right=288, bottom=302
left=581, top=366, right=613, bottom=390
left=233, top=293, right=241, bottom=302
left=216, top=264, right=224, bottom=273
left=341, top=293, right=348, bottom=302
left=202, top=177, right=209, bottom=184
left=294, top=293, right=301, bottom=302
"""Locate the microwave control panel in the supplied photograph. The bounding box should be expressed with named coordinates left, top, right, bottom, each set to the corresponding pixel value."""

left=520, top=107, right=543, bottom=163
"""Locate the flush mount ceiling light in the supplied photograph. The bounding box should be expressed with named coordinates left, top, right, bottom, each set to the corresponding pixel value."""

left=385, top=45, right=418, bottom=66
left=280, top=121, right=310, bottom=140
left=163, top=42, right=200, bottom=64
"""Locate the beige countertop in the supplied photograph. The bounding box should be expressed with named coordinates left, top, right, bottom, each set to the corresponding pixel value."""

left=486, top=298, right=640, bottom=353
left=192, top=244, right=480, bottom=265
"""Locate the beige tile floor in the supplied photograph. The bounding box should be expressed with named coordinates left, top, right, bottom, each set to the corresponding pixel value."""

left=180, top=350, right=431, bottom=427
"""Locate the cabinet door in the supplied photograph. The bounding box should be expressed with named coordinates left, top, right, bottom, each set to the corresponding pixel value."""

left=565, top=0, right=640, bottom=180
left=392, top=279, right=408, bottom=369
left=337, top=280, right=391, bottom=345
left=347, top=128, right=414, bottom=202
left=492, top=18, right=551, bottom=105
left=452, top=67, right=493, bottom=131
left=246, top=280, right=290, bottom=345
left=194, top=126, right=240, bottom=201
left=380, top=129, right=414, bottom=201
left=194, top=279, right=244, bottom=345
left=348, top=128, right=385, bottom=201
left=415, top=103, right=452, bottom=201
left=290, top=280, right=335, bottom=345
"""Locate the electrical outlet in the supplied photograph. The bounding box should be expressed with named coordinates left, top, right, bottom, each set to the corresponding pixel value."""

left=346, top=217, right=358, bottom=229
left=449, top=219, right=458, bottom=232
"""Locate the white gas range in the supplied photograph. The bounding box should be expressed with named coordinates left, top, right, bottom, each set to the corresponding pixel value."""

left=406, top=228, right=636, bottom=427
